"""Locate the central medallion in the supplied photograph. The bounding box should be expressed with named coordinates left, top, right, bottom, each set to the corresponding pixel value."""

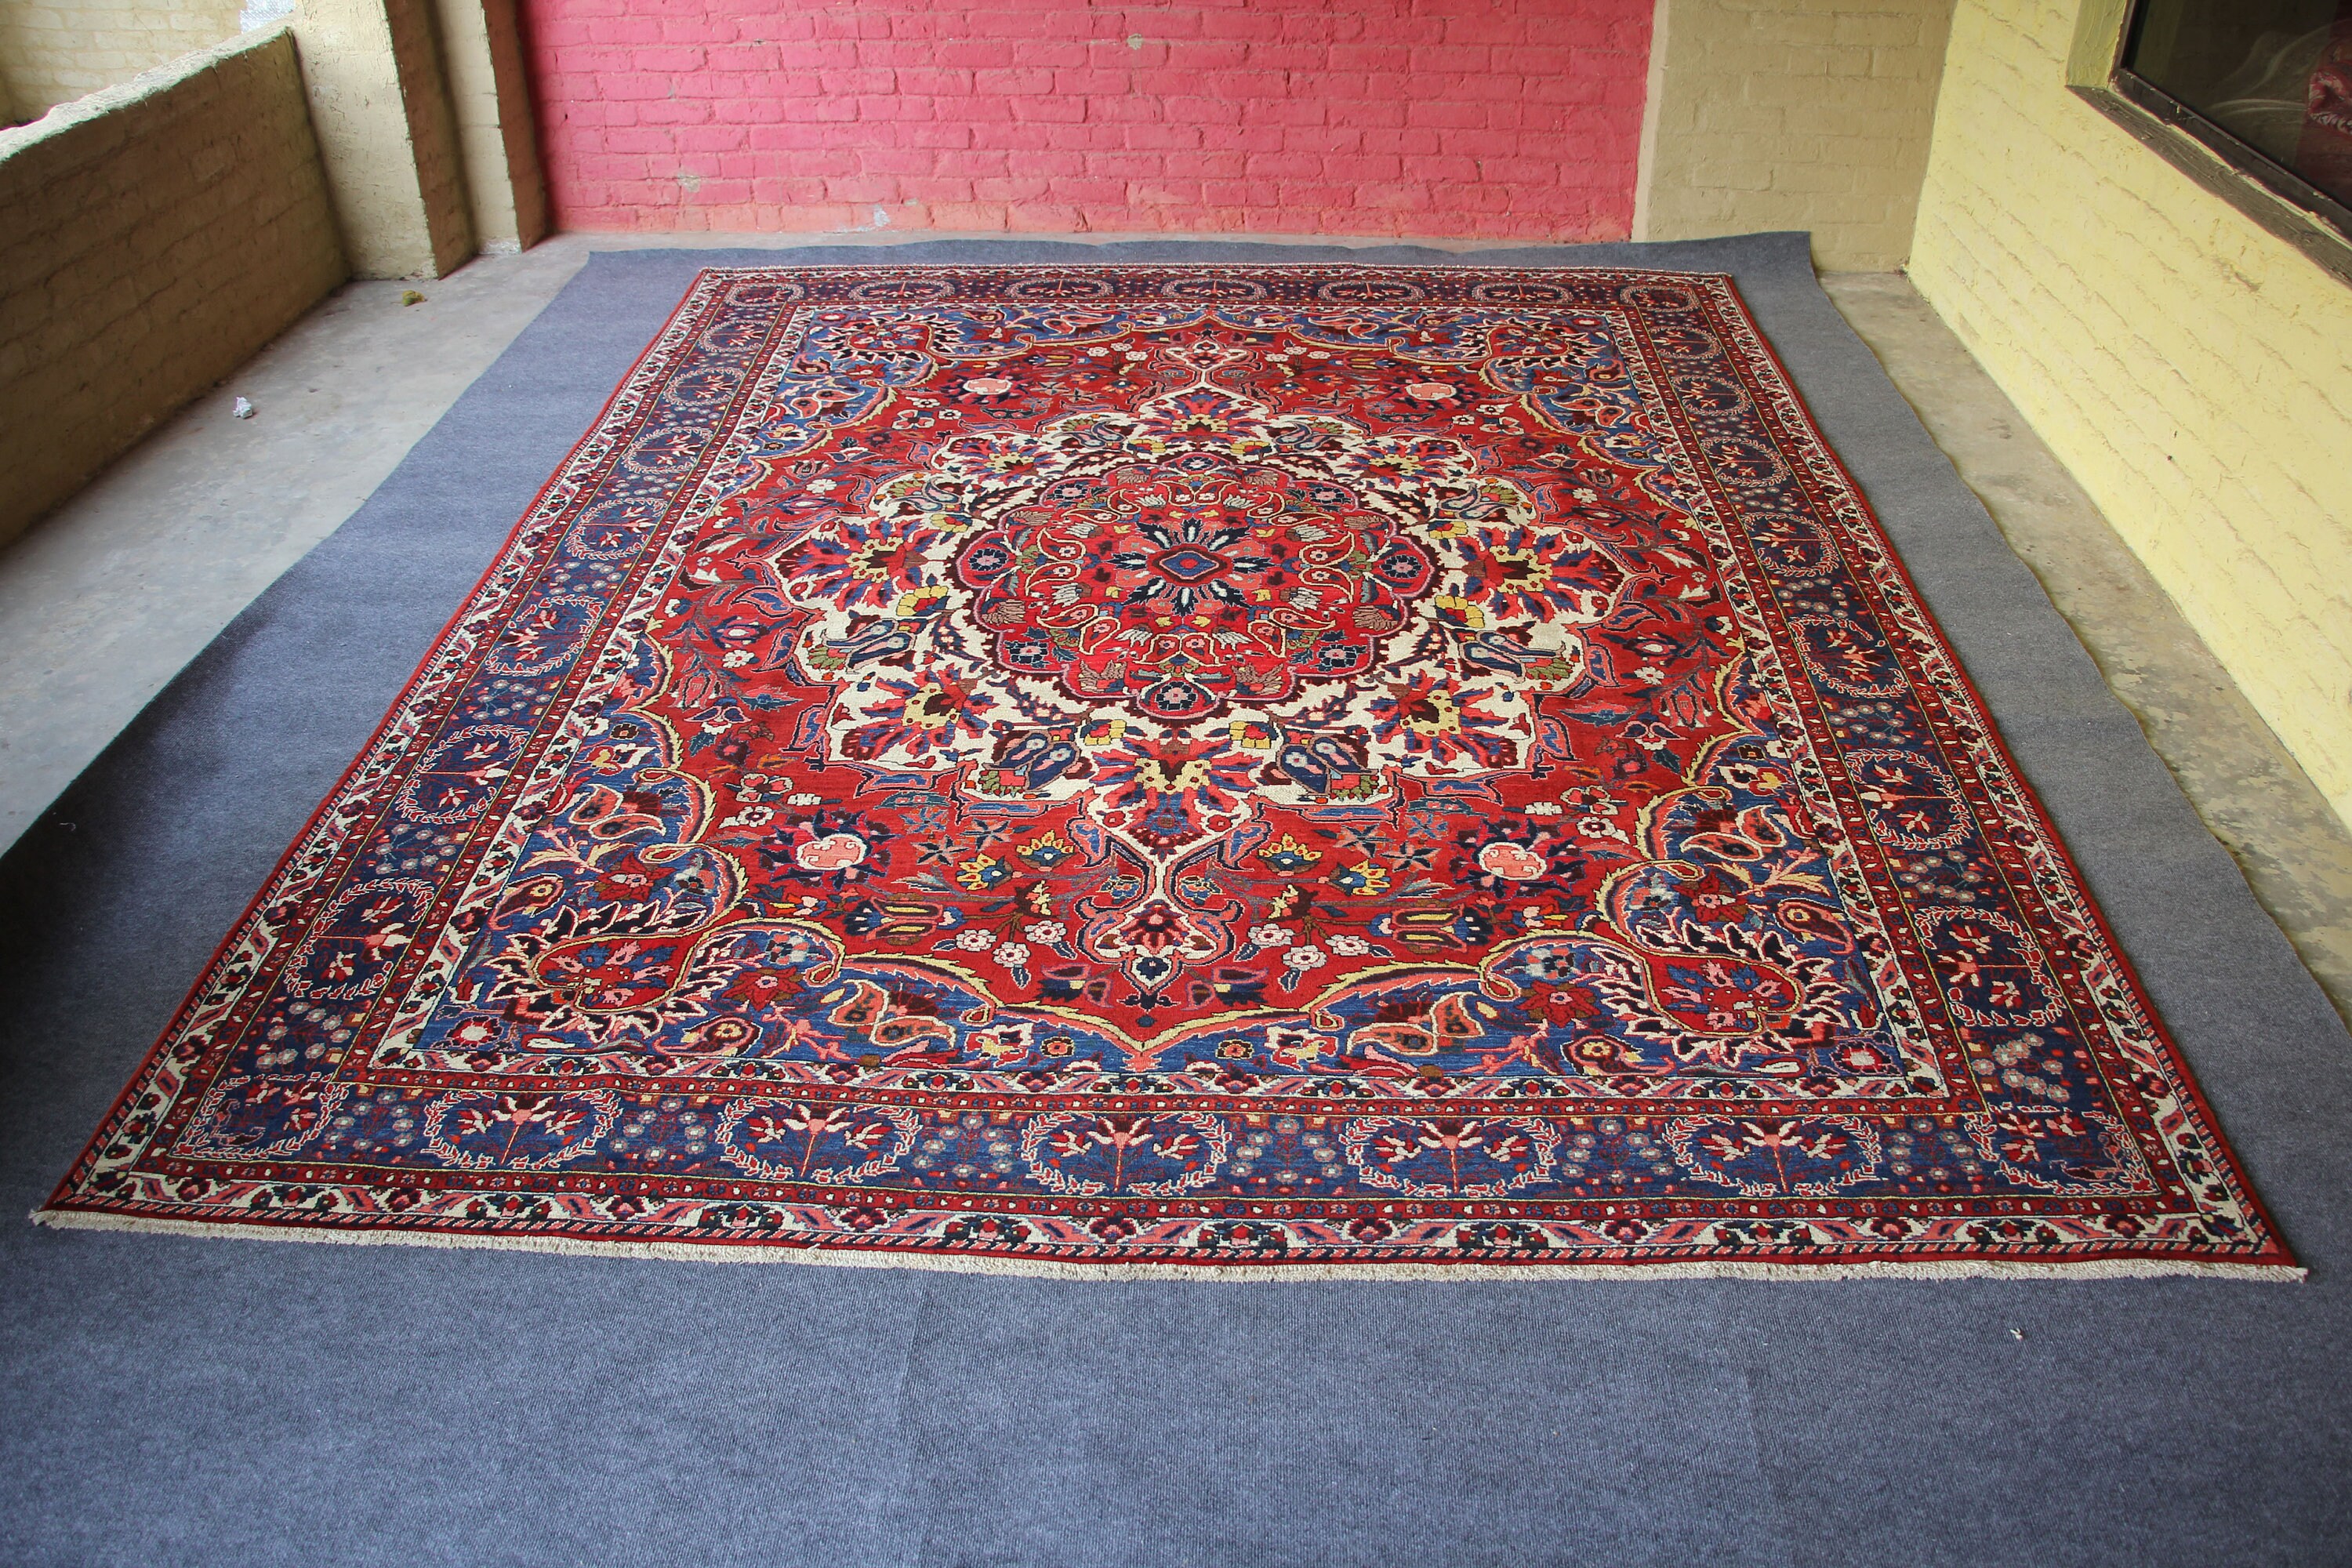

left=952, top=462, right=1438, bottom=721
left=782, top=339, right=1617, bottom=866
left=1148, top=544, right=1225, bottom=582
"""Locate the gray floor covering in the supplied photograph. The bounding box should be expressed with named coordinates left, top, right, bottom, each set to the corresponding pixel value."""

left=2, top=234, right=2348, bottom=1566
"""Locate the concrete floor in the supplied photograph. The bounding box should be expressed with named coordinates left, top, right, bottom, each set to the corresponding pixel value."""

left=1, top=234, right=2345, bottom=1029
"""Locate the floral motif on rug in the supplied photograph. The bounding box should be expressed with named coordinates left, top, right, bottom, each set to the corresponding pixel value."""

left=45, top=266, right=2294, bottom=1276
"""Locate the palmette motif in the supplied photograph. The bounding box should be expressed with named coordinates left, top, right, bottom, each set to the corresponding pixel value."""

left=46, top=266, right=2292, bottom=1274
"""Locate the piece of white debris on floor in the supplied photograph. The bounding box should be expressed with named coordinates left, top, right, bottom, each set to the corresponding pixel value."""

left=231, top=397, right=255, bottom=419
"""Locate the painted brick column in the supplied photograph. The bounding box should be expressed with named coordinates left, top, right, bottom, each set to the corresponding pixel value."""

left=436, top=0, right=548, bottom=252
left=293, top=0, right=474, bottom=277
left=1631, top=0, right=1955, bottom=271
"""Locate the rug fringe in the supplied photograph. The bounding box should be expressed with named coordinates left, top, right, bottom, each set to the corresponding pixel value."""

left=29, top=1208, right=2305, bottom=1283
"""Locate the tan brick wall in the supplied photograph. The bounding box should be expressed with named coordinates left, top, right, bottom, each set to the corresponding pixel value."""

left=1911, top=1, right=2352, bottom=834
left=0, top=0, right=245, bottom=120
left=0, top=28, right=347, bottom=546
left=1635, top=0, right=1954, bottom=270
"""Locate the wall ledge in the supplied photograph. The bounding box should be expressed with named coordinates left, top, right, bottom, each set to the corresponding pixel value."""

left=0, top=20, right=347, bottom=546
left=0, top=25, right=292, bottom=161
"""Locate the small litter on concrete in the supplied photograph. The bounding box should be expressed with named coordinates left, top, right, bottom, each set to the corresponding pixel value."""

left=231, top=397, right=254, bottom=419
left=401, top=290, right=426, bottom=306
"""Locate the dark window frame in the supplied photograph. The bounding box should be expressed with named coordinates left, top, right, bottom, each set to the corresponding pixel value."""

left=2067, top=0, right=2352, bottom=285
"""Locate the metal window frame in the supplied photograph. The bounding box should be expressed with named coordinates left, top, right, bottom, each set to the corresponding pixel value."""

left=2068, top=0, right=2352, bottom=285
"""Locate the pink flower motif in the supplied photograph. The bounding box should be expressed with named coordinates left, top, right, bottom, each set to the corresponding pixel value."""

left=1403, top=381, right=1456, bottom=401
left=795, top=833, right=869, bottom=872
left=1476, top=841, right=1547, bottom=881
left=962, top=376, right=1015, bottom=397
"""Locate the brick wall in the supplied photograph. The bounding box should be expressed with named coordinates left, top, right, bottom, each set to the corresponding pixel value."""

left=0, top=28, right=347, bottom=546
left=1911, top=1, right=2352, bottom=831
left=1634, top=0, right=1951, bottom=270
left=0, top=0, right=244, bottom=120
left=520, top=0, right=1653, bottom=239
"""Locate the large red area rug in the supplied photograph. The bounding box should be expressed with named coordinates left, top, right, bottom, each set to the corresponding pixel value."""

left=43, top=265, right=2293, bottom=1276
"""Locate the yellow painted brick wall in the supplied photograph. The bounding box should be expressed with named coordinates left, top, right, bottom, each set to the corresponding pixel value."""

left=1635, top=0, right=1955, bottom=270
left=1910, top=0, right=2352, bottom=834
left=0, top=28, right=347, bottom=546
left=0, top=0, right=245, bottom=119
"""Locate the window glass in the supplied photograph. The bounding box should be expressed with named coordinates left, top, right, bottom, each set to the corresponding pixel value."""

left=2122, top=0, right=2352, bottom=206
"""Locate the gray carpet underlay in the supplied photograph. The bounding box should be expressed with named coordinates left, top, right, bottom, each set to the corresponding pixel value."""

left=2, top=234, right=2347, bottom=1567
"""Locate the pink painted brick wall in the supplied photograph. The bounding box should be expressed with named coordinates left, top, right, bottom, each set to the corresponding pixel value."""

left=519, top=0, right=1653, bottom=239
